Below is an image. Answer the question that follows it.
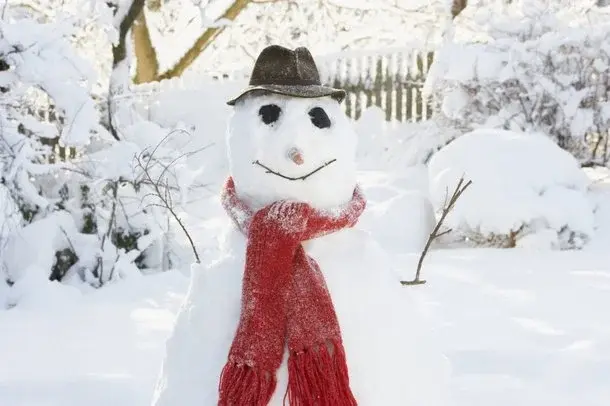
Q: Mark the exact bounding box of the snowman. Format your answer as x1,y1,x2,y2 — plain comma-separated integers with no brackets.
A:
152,45,450,406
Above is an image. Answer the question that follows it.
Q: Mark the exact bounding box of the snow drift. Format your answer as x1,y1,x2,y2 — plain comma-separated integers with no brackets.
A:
428,129,594,249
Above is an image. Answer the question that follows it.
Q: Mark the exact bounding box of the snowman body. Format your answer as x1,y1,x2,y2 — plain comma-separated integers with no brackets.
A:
152,94,449,405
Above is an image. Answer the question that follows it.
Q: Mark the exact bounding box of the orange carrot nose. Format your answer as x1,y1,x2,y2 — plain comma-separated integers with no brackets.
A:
287,147,304,165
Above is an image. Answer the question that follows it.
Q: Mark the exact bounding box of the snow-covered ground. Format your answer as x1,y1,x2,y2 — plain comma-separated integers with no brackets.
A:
1,167,609,406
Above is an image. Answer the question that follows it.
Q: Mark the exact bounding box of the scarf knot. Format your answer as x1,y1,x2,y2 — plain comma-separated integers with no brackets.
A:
218,177,365,405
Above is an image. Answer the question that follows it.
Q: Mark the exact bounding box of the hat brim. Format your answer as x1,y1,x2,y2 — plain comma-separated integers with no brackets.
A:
226,84,346,106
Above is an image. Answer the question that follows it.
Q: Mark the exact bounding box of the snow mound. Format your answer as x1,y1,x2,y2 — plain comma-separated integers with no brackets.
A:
428,129,594,249
357,168,436,255
355,107,458,170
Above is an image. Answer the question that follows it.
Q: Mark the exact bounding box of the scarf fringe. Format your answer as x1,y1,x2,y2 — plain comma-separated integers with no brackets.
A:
218,362,277,406
285,339,357,406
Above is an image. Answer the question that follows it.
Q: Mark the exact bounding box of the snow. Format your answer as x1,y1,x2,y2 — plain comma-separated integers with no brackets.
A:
3,219,610,405
356,168,436,254
354,107,457,171
3,211,78,288
0,271,188,406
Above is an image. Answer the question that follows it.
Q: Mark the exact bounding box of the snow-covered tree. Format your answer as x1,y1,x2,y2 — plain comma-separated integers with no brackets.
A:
426,0,610,166
134,0,451,79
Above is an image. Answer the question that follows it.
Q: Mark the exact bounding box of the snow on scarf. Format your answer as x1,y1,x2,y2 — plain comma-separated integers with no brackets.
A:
219,177,366,405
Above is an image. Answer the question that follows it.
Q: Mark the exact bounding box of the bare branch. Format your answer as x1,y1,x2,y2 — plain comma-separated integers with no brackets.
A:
157,0,250,80
402,176,472,286
134,147,201,264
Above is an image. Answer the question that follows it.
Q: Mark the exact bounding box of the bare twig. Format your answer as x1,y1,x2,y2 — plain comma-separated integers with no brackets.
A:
402,176,472,286
135,151,201,264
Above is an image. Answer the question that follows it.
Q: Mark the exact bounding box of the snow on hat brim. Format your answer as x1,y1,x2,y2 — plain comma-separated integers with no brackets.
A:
226,84,346,106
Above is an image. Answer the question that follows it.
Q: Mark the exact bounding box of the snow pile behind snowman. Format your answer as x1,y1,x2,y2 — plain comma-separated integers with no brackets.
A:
152,85,450,405
428,129,594,249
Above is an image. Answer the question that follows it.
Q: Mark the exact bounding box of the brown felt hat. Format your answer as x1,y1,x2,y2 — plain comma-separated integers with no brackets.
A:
226,45,346,106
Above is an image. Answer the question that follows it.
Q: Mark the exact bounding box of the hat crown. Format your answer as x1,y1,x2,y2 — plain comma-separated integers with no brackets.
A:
226,45,345,106
249,45,322,87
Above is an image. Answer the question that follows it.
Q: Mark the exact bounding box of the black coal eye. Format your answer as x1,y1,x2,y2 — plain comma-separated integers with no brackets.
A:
308,107,331,129
259,104,281,125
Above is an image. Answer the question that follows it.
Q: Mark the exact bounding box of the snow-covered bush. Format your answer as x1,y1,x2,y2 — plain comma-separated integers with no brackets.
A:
46,120,198,287
0,19,99,214
0,10,199,304
428,129,595,250
0,15,103,300
3,121,199,302
427,1,610,166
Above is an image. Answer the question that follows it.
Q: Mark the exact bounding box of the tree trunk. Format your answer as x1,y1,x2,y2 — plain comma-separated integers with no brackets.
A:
108,0,146,141
451,0,467,19
157,0,250,81
133,8,159,84
112,0,146,69
148,0,162,11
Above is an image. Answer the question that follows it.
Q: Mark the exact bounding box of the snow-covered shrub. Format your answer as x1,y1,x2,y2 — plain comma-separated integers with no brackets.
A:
0,17,101,288
0,19,98,215
45,119,200,287
428,129,594,250
3,121,199,297
427,1,610,166
0,12,199,300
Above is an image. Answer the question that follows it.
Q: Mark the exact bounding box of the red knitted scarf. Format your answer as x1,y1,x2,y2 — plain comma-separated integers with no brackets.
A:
219,177,366,406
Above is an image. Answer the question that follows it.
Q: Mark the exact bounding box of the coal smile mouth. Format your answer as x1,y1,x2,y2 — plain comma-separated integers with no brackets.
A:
252,159,337,181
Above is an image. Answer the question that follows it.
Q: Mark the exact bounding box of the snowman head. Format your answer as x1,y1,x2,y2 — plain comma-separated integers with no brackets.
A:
225,45,357,210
